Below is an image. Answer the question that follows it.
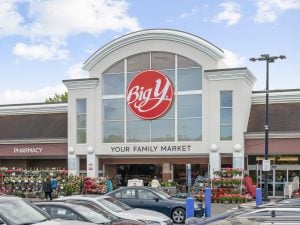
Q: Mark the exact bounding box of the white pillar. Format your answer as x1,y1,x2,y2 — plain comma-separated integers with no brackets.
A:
86,146,98,178
68,147,79,176
233,144,244,170
209,144,220,178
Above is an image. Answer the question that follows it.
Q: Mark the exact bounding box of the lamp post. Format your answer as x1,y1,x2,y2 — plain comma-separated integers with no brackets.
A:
249,54,286,201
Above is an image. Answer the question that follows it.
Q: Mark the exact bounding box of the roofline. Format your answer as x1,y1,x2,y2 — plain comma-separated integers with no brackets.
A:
83,29,225,71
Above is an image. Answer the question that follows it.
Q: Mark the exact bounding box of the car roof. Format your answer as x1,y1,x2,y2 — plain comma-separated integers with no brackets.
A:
0,196,22,201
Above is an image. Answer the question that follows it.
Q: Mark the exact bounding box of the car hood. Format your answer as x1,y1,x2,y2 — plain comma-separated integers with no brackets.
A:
118,208,171,222
36,219,95,225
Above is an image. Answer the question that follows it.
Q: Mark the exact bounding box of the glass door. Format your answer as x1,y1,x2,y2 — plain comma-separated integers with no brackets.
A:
274,169,287,197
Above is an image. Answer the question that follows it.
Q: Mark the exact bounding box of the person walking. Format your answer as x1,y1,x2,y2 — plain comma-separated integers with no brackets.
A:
151,176,161,188
106,176,113,193
43,176,53,200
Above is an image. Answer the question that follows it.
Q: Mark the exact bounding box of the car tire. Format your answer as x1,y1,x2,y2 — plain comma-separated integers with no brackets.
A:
172,207,185,224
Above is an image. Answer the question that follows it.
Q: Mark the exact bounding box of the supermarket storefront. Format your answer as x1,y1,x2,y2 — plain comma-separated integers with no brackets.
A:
64,29,256,183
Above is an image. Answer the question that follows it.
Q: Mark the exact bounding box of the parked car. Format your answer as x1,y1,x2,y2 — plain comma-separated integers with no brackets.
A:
35,201,143,225
56,195,173,225
106,186,204,223
0,196,95,225
215,207,300,225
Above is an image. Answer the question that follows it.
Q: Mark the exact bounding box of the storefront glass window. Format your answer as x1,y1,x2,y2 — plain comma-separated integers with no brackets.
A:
178,68,202,91
103,73,124,95
178,94,202,118
103,99,124,120
151,119,175,142
103,121,124,143
76,98,86,144
178,118,202,141
103,51,203,143
220,91,232,140
151,52,175,70
127,52,150,72
127,120,150,142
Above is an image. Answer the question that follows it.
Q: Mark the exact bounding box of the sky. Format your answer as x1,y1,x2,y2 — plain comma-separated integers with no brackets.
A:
0,0,300,104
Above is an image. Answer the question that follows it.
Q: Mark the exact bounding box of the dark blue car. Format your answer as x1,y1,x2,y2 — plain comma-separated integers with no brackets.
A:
106,186,204,224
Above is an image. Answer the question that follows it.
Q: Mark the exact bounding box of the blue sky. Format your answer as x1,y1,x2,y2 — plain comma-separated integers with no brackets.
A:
0,0,300,104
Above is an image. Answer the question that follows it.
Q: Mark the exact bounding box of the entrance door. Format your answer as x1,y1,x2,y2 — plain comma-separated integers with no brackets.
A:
251,164,300,198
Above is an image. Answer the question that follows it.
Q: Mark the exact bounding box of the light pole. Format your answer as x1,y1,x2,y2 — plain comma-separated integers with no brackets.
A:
249,54,286,201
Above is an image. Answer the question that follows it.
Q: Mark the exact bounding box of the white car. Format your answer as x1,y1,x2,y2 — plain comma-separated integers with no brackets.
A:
57,195,173,225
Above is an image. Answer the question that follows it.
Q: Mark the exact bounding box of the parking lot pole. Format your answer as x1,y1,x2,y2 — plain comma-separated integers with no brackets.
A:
186,196,194,219
205,187,211,217
256,188,262,206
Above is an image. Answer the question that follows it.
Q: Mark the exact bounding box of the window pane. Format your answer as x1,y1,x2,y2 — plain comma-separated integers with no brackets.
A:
127,120,150,142
76,99,86,114
220,125,232,140
151,52,175,70
178,68,202,91
104,60,124,74
103,73,124,95
151,119,175,142
221,108,232,124
127,53,150,72
221,91,232,107
178,94,202,118
178,118,202,141
160,69,175,86
77,114,86,128
77,129,86,143
103,121,124,143
103,99,124,120
178,55,199,68
160,102,175,119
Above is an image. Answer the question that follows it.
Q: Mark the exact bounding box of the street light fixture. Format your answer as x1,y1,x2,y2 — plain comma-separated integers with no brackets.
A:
249,54,286,201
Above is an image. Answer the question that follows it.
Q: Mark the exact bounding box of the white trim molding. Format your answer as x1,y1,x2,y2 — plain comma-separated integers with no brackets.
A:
245,132,300,139
0,138,67,144
83,29,225,71
63,78,99,90
252,90,300,104
205,67,257,86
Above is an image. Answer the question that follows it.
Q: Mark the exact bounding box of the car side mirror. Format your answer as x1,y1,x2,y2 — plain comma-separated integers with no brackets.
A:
153,197,159,202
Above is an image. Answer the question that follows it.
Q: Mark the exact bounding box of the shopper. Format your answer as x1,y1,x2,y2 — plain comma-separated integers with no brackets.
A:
106,176,113,192
151,176,161,188
43,176,53,200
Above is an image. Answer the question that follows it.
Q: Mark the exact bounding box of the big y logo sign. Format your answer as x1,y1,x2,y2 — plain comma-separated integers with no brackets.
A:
127,70,174,120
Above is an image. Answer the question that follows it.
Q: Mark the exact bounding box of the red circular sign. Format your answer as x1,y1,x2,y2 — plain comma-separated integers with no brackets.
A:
127,70,174,120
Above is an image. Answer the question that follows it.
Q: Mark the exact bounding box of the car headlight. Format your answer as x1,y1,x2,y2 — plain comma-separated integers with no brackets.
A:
138,219,161,225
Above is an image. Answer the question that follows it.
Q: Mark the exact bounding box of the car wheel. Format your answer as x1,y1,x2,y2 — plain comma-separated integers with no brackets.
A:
172,207,185,223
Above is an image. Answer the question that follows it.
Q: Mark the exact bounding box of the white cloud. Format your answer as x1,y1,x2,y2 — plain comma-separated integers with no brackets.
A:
66,62,89,79
0,0,25,36
222,49,246,67
212,2,242,26
0,84,67,104
179,7,199,19
0,0,141,60
13,42,68,61
254,0,300,23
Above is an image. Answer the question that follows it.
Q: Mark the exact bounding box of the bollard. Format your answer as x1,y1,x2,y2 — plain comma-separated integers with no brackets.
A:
256,188,262,206
186,196,194,219
205,187,211,217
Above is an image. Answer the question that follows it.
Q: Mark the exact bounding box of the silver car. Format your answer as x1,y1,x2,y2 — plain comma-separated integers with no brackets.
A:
57,195,173,225
0,196,95,225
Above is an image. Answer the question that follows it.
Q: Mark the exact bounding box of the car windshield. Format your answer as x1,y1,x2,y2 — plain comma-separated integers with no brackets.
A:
152,188,171,199
75,204,111,223
97,197,132,212
72,202,120,222
0,199,47,225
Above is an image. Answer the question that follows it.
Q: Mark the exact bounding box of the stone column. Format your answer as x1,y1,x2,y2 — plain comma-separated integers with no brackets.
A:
86,146,98,178
209,144,220,178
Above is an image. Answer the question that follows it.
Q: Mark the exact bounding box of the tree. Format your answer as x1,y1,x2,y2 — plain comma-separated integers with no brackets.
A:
45,91,68,103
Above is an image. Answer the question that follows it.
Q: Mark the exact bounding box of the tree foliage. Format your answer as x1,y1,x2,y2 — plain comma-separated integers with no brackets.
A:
45,91,68,103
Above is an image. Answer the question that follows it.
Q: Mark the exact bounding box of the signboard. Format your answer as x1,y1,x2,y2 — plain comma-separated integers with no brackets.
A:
262,159,271,171
127,70,174,120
